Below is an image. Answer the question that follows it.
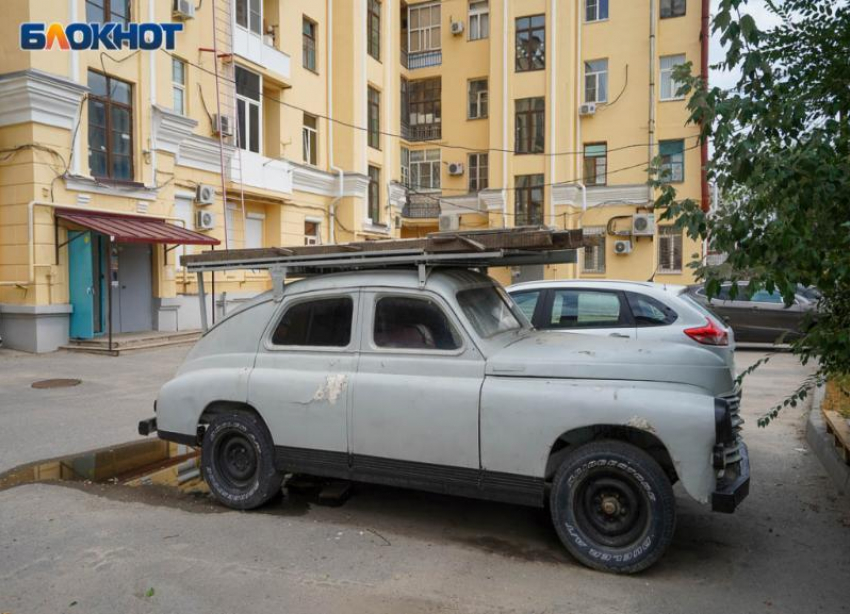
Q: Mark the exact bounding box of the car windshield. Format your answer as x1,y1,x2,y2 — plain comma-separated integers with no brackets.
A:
457,286,523,338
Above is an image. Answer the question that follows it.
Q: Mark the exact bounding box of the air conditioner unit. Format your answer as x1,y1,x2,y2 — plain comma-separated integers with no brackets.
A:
614,240,632,255
196,210,216,231
195,184,215,205
173,0,196,19
304,235,319,246
439,214,460,232
447,162,464,176
212,114,233,137
632,213,656,236
579,103,597,116
450,21,465,35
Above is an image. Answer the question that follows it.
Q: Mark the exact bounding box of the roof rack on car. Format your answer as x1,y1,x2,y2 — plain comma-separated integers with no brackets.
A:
182,227,589,330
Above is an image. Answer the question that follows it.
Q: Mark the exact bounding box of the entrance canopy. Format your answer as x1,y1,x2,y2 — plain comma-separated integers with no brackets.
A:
56,209,219,246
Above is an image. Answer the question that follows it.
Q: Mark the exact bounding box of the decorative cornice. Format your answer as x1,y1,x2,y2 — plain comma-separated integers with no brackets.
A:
291,162,338,197
552,183,650,207
177,133,235,173
64,175,158,201
479,188,507,211
343,173,371,198
238,150,293,194
0,69,87,130
152,105,198,154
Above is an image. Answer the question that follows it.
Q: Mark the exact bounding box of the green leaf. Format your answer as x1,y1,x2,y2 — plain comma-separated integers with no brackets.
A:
145,588,155,598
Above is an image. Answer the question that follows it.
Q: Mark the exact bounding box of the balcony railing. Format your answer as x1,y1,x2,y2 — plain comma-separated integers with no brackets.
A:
402,195,441,218
403,124,442,142
400,48,409,69
407,50,442,69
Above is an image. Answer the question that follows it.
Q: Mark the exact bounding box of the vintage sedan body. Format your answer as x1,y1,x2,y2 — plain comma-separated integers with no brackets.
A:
142,268,749,574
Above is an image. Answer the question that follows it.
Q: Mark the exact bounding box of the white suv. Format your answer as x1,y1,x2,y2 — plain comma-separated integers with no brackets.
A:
507,279,735,371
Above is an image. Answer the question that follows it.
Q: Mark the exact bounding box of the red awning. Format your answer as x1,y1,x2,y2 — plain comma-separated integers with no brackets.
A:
56,209,220,246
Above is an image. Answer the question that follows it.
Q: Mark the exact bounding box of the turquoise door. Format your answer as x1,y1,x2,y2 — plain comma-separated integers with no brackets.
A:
68,231,95,339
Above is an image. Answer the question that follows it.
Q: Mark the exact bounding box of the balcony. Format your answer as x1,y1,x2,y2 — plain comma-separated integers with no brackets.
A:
403,124,442,142
233,149,293,194
233,26,291,80
406,50,442,70
402,195,441,218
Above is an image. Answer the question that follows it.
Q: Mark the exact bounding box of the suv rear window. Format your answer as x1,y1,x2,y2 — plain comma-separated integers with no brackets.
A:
272,297,353,347
626,292,678,327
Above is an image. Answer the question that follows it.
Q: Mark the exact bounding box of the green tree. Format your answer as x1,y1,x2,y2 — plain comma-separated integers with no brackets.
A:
654,0,850,425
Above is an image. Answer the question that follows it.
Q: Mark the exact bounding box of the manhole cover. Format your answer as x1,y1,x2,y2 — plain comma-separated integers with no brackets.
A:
31,378,82,389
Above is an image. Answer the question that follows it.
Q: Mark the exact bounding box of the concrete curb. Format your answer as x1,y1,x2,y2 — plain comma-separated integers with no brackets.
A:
806,384,850,494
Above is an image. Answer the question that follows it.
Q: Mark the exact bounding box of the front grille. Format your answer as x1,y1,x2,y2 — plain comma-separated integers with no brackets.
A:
717,389,745,469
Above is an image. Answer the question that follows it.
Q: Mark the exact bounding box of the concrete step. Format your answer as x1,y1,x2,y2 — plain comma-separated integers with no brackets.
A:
61,331,201,355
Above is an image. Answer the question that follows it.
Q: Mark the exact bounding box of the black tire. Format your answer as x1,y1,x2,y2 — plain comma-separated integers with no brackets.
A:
201,411,282,510
549,440,675,574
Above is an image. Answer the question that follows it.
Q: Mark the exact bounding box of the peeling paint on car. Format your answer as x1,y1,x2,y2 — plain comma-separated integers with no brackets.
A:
626,416,656,433
311,374,348,405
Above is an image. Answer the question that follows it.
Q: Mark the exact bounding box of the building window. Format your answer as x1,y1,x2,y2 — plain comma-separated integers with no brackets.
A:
661,0,686,18
172,58,186,116
235,66,261,154
236,0,261,34
585,59,608,103
303,17,317,71
515,15,545,72
468,78,488,119
582,226,606,274
245,213,264,249
368,86,381,150
305,220,321,245
659,140,685,182
468,153,488,193
515,97,545,154
469,1,490,40
515,174,544,226
410,149,441,191
88,70,133,181
85,0,130,24
409,3,441,53
658,226,683,273
407,78,442,141
303,113,318,165
660,54,686,100
401,146,410,187
583,143,607,186
368,165,382,223
368,0,382,60
585,0,609,22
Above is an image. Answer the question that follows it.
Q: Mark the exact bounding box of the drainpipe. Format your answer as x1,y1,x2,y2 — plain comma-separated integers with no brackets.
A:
648,0,658,280
574,0,586,277
148,0,158,187
0,201,189,287
327,0,342,244
501,0,509,228
700,0,710,212
548,0,557,228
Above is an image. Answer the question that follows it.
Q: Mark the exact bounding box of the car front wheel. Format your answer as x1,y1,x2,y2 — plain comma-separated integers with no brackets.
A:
549,440,676,574
201,411,282,510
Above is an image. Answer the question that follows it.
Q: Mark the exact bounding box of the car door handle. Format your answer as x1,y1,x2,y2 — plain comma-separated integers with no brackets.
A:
609,333,630,339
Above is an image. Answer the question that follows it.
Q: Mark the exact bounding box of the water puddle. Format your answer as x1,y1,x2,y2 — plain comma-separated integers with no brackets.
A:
0,440,207,495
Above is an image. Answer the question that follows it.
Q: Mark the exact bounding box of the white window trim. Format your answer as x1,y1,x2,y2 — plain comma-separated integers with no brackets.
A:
657,227,683,274
409,149,441,192
235,0,263,35
585,59,608,104
304,217,322,245
236,66,263,154
584,0,609,23
468,1,490,41
468,79,488,119
581,226,606,274
408,2,442,54
302,116,318,166
245,212,265,249
660,54,687,101
468,152,488,193
172,58,186,116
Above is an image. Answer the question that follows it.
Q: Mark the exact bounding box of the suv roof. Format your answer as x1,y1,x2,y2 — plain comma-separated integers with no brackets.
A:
508,279,687,295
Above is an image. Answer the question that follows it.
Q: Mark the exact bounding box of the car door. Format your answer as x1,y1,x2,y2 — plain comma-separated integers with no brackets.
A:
538,287,637,339
248,291,359,460
705,283,755,340
350,289,485,471
747,289,808,343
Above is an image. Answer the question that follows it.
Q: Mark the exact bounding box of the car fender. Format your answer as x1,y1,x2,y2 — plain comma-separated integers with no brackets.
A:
480,377,717,504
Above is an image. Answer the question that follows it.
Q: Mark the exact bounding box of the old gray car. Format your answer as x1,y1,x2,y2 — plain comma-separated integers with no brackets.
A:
141,265,749,574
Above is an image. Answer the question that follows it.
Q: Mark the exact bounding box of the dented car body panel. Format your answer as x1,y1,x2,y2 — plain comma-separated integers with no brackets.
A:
153,268,747,511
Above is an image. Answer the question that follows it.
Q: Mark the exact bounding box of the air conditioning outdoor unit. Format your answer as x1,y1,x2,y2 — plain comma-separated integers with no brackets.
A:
447,162,465,176
304,235,319,246
195,184,215,205
439,214,460,232
196,210,216,231
173,0,196,20
579,103,597,116
450,21,465,35
632,213,656,236
614,239,632,255
212,114,233,137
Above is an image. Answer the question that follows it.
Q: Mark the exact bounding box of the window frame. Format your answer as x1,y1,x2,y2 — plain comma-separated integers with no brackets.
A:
302,113,318,166
87,69,134,182
235,65,262,154
85,0,130,24
302,16,318,72
408,3,442,54
409,149,441,192
407,77,442,141
368,0,382,61
581,226,606,274
268,294,357,351
369,292,466,355
304,220,321,245
245,212,265,250
236,0,262,34
514,174,545,226
368,165,382,223
368,86,381,150
468,0,490,41
515,14,546,72
172,57,187,116
584,58,609,104
660,54,687,101
626,292,680,327
514,97,545,155
660,0,686,19
583,143,608,186
659,139,685,183
468,78,489,120
585,0,609,22
657,225,684,274
468,153,489,193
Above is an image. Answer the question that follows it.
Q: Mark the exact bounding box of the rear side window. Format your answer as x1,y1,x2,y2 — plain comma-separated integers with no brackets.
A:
549,290,627,328
626,293,678,327
374,296,461,350
272,297,353,347
511,290,542,321
749,289,783,303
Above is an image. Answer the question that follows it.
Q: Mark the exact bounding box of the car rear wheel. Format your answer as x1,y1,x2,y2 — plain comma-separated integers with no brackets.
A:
549,440,675,574
201,411,282,510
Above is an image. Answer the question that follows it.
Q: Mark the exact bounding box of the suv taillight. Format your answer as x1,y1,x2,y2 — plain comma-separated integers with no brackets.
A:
684,318,729,346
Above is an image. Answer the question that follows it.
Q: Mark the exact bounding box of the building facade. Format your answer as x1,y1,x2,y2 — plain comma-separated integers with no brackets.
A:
0,0,707,352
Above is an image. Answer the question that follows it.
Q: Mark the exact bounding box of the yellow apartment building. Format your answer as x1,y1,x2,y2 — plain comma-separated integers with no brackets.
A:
0,0,708,352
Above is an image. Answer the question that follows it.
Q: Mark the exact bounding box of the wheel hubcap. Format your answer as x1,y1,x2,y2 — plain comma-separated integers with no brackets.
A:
574,471,650,549
214,431,259,489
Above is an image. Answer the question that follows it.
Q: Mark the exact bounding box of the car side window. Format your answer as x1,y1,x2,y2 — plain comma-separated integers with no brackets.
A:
374,296,461,350
749,289,784,303
549,290,627,329
626,293,678,327
272,297,353,347
511,290,542,321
